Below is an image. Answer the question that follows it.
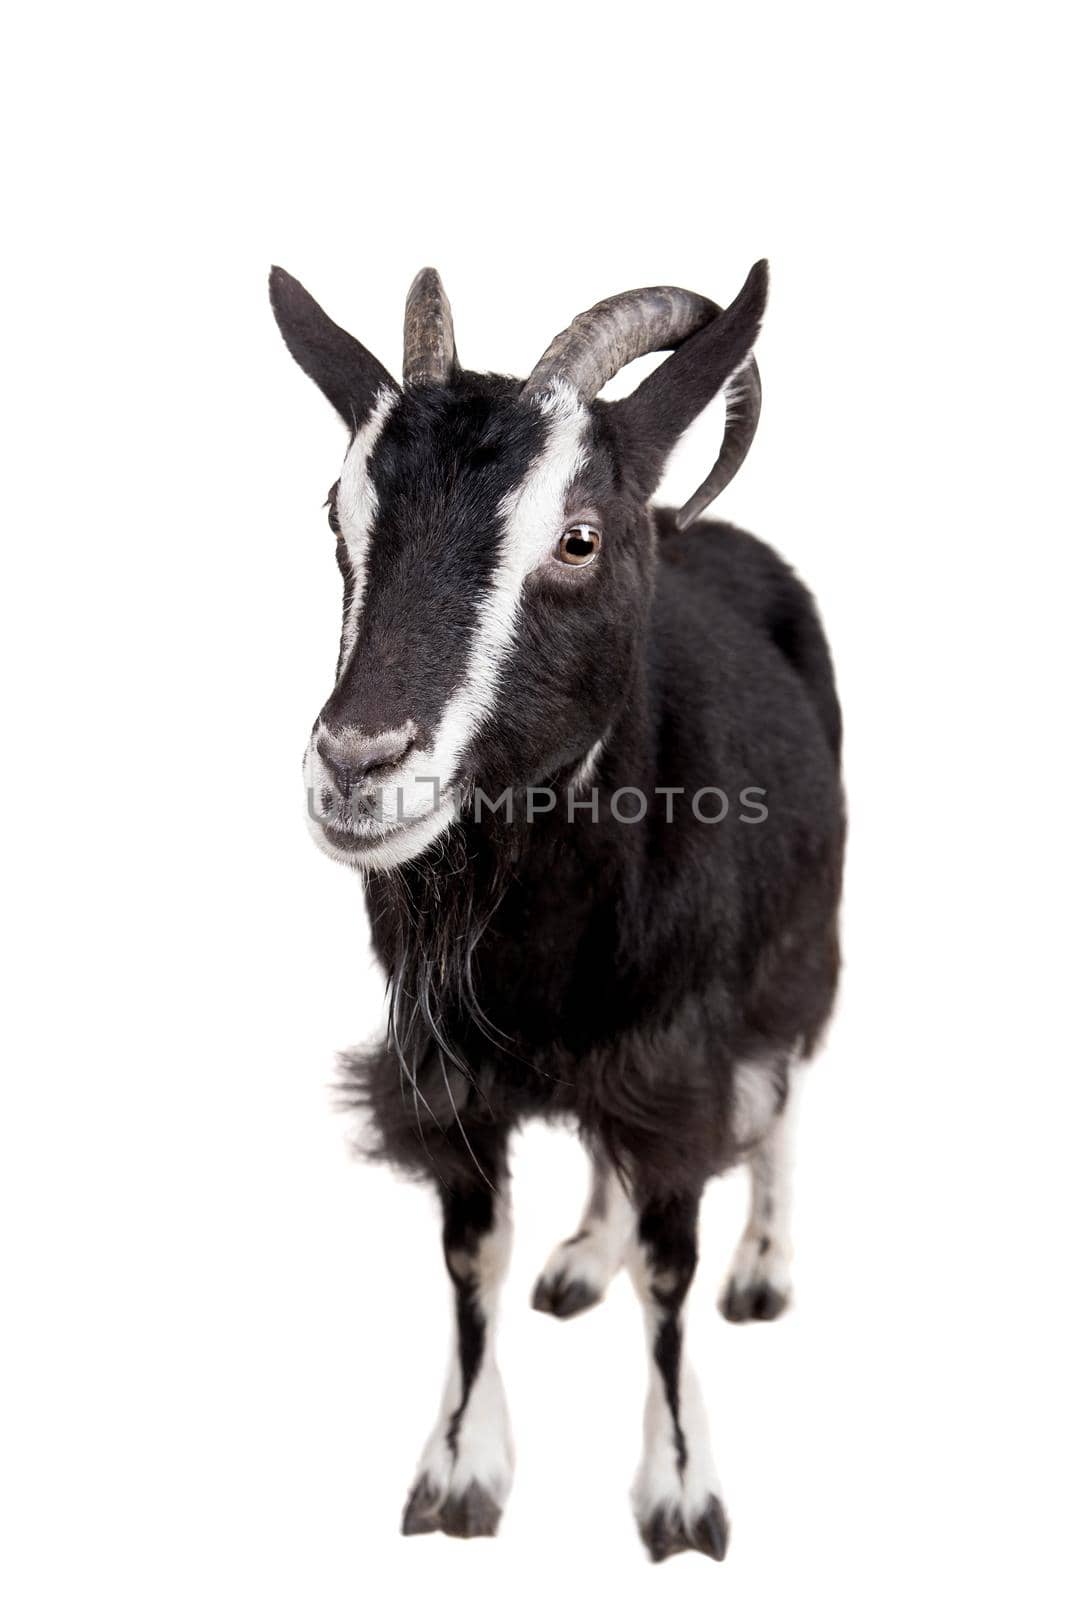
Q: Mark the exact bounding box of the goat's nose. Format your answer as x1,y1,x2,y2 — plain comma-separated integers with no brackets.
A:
315,725,416,793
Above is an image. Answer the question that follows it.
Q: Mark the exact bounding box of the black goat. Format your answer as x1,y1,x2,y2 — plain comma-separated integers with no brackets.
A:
270,262,845,1563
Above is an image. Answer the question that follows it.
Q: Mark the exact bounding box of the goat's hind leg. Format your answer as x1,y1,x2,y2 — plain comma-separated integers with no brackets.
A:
402,1168,514,1539
532,1143,635,1319
720,1065,799,1323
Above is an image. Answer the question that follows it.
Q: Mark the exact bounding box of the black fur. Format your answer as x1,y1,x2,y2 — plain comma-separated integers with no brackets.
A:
335,498,844,1197
269,266,398,429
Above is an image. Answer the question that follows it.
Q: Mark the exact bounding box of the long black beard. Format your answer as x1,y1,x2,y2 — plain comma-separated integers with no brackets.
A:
337,813,528,1188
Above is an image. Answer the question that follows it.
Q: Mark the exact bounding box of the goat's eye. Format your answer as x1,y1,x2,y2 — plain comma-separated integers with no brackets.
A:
557,524,601,566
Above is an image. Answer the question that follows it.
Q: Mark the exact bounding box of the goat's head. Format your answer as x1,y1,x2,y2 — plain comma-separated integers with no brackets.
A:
270,261,768,871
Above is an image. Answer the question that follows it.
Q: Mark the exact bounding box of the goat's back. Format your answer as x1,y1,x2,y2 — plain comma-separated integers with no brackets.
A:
653,510,842,766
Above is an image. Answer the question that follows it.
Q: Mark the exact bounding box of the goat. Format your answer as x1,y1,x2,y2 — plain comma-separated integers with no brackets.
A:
269,261,845,1563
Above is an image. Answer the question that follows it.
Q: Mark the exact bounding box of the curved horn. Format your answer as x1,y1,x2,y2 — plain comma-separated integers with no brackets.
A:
523,286,717,403
403,267,457,387
522,283,762,526
673,359,762,530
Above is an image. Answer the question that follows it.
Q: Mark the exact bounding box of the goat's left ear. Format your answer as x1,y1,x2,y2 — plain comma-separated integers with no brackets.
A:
612,260,769,501
269,266,399,431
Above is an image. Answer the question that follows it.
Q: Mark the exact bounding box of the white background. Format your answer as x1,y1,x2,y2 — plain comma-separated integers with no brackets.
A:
3,4,1064,1596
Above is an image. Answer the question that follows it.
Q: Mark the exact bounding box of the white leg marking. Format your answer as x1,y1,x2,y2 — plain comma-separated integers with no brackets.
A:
629,1235,727,1561
731,1055,783,1147
721,1065,800,1322
532,1152,635,1317
403,1189,514,1537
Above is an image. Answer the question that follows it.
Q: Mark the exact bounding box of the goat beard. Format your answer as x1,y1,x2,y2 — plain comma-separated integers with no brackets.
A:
336,812,527,1184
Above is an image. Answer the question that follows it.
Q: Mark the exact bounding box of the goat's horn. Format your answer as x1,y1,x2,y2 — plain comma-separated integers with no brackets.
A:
523,287,715,402
673,359,762,530
403,267,457,387
522,286,761,524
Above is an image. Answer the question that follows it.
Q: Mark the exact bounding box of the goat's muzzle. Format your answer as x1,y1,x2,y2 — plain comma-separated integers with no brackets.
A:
315,724,417,799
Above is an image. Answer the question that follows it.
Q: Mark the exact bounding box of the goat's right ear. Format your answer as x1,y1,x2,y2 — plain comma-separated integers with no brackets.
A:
269,267,399,430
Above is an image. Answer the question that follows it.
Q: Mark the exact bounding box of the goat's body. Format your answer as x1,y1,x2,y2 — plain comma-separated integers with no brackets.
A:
346,514,844,1194
272,263,844,1558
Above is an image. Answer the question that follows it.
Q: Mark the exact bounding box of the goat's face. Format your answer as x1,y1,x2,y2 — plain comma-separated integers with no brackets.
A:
307,379,653,870
271,264,767,871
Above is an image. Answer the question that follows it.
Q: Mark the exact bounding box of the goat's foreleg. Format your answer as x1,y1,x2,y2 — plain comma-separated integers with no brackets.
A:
532,1144,635,1318
629,1189,728,1562
402,1170,514,1538
720,1072,799,1322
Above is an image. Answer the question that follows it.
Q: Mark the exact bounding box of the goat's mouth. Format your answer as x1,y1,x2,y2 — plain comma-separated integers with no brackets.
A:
308,790,459,872
318,819,406,852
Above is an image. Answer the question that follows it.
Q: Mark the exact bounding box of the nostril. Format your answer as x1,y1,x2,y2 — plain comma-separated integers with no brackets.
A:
315,737,348,790
361,734,416,779
316,726,418,792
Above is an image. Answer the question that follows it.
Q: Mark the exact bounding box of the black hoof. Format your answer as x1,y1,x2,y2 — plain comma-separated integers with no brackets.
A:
531,1271,602,1319
639,1503,688,1562
401,1473,442,1536
637,1496,730,1563
439,1482,502,1538
691,1495,730,1561
721,1278,790,1323
402,1475,502,1539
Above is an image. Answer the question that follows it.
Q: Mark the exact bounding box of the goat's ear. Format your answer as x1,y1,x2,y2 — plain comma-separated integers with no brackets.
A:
269,266,399,430
612,260,769,501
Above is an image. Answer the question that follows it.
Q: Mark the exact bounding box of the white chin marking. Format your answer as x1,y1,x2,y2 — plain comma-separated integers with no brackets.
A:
306,793,458,873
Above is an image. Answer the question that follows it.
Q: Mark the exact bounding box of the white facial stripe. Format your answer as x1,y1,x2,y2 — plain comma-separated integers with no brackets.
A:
335,387,397,672
308,382,588,875
424,381,589,790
